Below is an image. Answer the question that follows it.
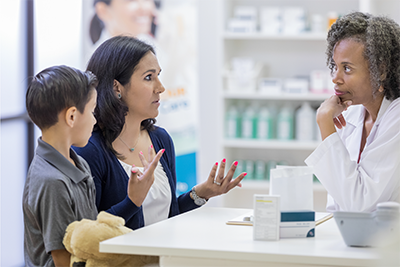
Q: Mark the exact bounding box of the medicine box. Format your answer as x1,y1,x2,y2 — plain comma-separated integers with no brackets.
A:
280,210,315,238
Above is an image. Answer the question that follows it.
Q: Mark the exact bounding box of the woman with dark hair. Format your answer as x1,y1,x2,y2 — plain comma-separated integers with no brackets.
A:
90,0,158,45
305,12,400,212
74,36,246,230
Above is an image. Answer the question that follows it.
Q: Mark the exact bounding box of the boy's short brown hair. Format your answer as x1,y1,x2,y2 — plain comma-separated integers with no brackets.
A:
26,65,98,129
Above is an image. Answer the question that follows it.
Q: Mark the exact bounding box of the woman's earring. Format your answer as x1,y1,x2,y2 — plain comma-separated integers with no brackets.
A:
118,93,121,99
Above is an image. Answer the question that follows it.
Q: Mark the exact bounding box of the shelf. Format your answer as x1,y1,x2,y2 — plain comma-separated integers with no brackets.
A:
223,92,332,101
223,32,327,41
240,180,327,192
224,139,320,150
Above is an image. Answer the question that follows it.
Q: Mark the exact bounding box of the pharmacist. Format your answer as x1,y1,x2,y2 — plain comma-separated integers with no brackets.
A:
305,12,400,212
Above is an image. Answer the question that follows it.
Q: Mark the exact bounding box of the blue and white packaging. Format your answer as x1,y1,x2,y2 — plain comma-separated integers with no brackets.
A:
280,210,315,238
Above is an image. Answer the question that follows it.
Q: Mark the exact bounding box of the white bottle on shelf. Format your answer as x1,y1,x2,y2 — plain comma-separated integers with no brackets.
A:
277,104,294,140
295,102,315,141
241,105,257,139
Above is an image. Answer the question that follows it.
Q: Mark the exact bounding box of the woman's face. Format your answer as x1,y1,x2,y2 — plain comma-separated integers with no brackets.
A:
330,39,376,106
98,0,156,37
121,51,165,120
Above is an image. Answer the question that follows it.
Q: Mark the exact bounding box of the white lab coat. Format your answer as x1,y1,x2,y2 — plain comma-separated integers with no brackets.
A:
305,97,400,212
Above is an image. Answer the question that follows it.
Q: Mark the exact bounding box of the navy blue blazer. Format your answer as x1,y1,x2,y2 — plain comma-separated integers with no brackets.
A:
74,126,198,230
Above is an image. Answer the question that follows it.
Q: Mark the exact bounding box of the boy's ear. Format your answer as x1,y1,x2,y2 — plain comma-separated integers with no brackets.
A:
65,106,78,128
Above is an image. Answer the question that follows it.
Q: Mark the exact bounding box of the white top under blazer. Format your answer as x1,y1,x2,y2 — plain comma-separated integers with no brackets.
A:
119,160,172,226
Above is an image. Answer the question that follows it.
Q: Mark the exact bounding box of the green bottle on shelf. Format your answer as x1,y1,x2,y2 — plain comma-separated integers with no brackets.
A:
241,105,257,139
277,104,294,140
254,160,266,180
244,160,254,179
225,105,240,138
257,106,274,139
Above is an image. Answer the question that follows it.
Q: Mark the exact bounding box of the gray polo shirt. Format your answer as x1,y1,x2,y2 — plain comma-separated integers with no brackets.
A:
23,138,98,267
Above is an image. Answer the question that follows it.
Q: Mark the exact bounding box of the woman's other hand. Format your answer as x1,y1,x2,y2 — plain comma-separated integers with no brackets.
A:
194,159,247,200
316,95,352,140
127,147,165,207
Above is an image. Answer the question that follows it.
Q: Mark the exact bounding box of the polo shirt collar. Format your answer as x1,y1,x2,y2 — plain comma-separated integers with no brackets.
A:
36,138,89,184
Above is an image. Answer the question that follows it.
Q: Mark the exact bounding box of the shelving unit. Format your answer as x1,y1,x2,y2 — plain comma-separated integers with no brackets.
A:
220,0,341,174
223,32,327,40
197,0,400,211
217,0,370,211
224,92,331,101
224,139,319,150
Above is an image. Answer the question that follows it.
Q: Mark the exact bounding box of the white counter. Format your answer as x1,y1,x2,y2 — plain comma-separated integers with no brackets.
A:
100,207,399,267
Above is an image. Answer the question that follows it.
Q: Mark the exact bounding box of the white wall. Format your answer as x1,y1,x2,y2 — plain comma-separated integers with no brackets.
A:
0,0,27,265
0,1,83,265
197,0,225,206
34,0,84,71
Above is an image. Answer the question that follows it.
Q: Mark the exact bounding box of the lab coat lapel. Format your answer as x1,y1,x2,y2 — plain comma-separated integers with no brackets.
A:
342,105,365,162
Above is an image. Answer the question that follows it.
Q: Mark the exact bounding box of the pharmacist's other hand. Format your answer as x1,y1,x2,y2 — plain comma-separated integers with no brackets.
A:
127,148,165,207
194,159,247,200
317,95,351,129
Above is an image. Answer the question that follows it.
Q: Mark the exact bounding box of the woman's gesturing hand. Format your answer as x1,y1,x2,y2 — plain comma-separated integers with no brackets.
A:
194,159,247,200
127,147,165,207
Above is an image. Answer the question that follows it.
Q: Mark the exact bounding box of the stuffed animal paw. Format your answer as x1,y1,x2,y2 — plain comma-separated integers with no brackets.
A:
63,211,159,267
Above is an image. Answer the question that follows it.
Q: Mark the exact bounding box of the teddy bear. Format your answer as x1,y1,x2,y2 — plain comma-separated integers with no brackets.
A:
63,211,159,267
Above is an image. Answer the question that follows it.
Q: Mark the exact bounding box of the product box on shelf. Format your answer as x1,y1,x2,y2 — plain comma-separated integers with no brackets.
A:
260,7,281,34
310,70,335,94
224,58,262,93
258,78,282,95
228,5,258,33
283,78,309,94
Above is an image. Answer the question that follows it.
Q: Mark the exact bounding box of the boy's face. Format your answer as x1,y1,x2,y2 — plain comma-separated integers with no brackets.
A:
72,89,97,147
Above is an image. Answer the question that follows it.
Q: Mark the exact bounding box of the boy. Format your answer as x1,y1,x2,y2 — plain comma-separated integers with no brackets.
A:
23,65,99,266
23,65,163,266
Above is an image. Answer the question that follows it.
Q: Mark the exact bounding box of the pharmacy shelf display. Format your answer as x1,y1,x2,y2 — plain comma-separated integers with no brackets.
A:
193,0,400,211
219,0,360,183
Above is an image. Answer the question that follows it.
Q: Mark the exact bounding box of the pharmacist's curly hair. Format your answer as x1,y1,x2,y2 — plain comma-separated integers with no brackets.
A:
326,11,400,100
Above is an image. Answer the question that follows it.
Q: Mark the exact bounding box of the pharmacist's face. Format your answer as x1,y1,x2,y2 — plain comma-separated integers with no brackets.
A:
330,39,375,106
97,0,156,37
121,52,165,120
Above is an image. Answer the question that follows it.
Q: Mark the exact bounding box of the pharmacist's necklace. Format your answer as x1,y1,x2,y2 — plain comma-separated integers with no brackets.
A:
119,134,140,152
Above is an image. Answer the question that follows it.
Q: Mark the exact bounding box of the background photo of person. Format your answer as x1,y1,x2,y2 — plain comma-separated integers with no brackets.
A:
82,0,200,196
88,0,159,51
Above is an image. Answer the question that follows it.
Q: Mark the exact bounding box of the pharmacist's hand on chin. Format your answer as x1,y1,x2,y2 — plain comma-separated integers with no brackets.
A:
195,159,247,200
317,95,352,129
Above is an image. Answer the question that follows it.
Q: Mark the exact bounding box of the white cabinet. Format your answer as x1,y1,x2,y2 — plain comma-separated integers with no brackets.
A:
197,0,400,211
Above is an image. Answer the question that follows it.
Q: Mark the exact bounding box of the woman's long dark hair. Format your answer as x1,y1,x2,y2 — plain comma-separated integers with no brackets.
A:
87,35,156,157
